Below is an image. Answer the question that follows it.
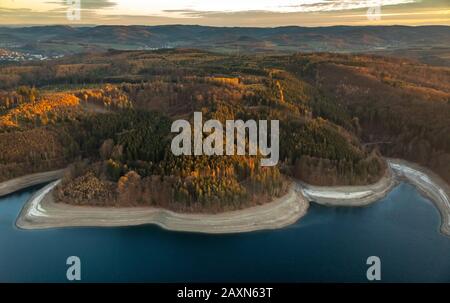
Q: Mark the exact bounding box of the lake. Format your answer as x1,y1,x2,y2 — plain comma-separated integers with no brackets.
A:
0,182,449,282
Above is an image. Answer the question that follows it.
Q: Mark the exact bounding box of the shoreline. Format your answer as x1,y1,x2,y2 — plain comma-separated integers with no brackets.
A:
388,158,450,236
16,182,309,234
7,159,450,236
299,166,397,207
0,170,65,198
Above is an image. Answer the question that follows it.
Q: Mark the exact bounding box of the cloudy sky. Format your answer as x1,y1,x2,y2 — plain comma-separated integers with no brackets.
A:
0,0,448,26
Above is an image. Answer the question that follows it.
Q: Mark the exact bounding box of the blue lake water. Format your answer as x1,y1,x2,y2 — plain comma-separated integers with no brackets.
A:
0,182,449,282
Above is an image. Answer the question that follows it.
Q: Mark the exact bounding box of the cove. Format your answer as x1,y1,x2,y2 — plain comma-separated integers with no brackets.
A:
0,182,449,282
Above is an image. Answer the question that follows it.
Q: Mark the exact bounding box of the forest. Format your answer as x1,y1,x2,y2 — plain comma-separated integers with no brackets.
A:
1,49,447,211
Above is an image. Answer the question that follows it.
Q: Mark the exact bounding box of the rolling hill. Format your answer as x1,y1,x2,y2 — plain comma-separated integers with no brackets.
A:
0,25,449,65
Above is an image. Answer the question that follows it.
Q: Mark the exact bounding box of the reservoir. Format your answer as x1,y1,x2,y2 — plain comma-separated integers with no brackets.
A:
0,182,449,282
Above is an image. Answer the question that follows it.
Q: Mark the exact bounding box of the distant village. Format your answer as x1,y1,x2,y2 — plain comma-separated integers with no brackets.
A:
0,49,63,62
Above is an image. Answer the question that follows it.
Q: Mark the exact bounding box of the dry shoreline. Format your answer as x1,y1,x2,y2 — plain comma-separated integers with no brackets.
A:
0,170,65,198
16,182,309,234
5,159,450,236
388,158,450,236
299,166,397,207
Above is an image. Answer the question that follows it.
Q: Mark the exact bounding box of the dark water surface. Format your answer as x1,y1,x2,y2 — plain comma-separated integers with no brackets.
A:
0,183,449,282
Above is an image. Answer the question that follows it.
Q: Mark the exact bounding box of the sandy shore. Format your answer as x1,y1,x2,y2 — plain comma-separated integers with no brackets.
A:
0,170,65,198
299,167,397,207
16,182,309,234
388,158,450,236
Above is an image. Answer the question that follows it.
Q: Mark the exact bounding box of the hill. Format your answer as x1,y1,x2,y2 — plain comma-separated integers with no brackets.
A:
0,49,448,209
0,25,449,65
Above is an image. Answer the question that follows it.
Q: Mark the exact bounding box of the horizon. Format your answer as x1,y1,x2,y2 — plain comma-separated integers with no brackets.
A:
1,23,449,29
0,0,449,27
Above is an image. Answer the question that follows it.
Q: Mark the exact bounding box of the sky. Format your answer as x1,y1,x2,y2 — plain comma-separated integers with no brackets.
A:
0,0,448,26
